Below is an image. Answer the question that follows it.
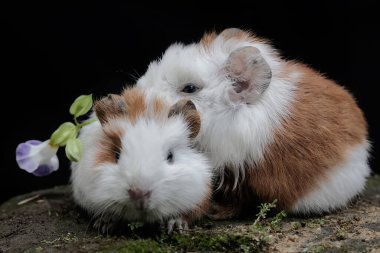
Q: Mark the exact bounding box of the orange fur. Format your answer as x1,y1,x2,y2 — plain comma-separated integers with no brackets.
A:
121,88,147,123
168,99,201,139
93,94,126,125
96,124,123,164
153,97,165,114
199,31,217,50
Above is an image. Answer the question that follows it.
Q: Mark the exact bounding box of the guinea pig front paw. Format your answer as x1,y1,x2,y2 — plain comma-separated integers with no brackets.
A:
93,217,119,235
166,218,189,234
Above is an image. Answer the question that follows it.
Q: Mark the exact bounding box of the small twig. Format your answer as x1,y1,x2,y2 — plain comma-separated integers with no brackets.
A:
0,230,17,239
17,194,40,205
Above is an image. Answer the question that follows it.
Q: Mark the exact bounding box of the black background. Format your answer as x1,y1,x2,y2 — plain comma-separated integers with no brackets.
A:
2,2,379,203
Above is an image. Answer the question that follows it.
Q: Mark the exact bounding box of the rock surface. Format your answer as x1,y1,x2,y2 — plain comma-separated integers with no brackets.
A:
1,175,379,253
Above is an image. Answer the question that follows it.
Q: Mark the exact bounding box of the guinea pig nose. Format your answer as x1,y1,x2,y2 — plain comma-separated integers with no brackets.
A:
128,188,151,200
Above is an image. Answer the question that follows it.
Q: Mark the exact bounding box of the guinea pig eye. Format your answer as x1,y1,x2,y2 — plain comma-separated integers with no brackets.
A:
114,147,121,162
166,151,174,164
181,83,200,94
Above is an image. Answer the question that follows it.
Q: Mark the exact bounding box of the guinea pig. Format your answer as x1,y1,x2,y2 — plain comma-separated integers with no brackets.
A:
136,28,371,217
70,87,212,233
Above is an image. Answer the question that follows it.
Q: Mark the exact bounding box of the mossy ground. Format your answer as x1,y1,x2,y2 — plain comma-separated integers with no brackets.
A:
1,175,379,253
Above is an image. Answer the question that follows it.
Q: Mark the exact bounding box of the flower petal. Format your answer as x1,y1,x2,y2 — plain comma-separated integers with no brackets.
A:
32,164,52,176
16,156,39,173
16,142,40,172
16,140,41,159
25,140,43,146
49,155,59,172
32,164,55,177
16,140,59,175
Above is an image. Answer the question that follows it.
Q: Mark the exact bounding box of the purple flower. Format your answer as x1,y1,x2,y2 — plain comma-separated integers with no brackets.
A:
16,140,59,176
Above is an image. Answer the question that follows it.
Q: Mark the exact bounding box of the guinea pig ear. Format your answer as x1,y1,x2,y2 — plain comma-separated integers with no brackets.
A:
168,99,201,139
93,94,126,125
219,28,248,40
225,46,272,104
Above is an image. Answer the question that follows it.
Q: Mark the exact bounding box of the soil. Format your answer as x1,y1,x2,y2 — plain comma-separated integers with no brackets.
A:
1,175,379,253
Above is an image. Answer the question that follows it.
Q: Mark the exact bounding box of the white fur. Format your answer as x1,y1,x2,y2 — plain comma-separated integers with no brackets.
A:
71,109,212,223
137,36,296,183
292,141,371,214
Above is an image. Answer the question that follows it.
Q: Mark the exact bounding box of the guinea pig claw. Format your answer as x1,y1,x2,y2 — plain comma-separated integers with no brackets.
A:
93,217,118,235
167,218,188,234
167,219,175,234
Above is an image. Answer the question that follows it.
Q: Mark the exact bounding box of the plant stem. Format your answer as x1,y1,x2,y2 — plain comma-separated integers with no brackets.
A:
74,117,79,126
77,118,98,128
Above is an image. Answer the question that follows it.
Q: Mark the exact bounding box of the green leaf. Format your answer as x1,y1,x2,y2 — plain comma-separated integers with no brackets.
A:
65,138,83,162
49,122,77,146
69,94,93,118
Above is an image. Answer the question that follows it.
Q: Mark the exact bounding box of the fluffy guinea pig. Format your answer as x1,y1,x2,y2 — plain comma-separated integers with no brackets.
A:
136,28,371,217
70,87,212,233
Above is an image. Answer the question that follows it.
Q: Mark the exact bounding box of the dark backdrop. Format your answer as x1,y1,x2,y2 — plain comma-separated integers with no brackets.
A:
2,2,379,203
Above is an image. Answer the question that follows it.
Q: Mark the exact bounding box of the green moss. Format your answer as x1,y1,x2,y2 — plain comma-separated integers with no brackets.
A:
23,246,44,253
306,218,325,229
333,225,348,241
98,239,170,253
95,200,283,252
40,232,79,247
302,244,328,253
95,228,268,253
270,210,287,229
162,232,267,253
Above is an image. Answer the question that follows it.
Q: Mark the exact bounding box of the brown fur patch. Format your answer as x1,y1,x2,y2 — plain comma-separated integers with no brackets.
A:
94,88,148,125
96,124,123,164
200,31,217,50
94,94,126,125
153,97,165,114
250,62,367,210
169,99,201,139
216,62,367,213
121,88,147,123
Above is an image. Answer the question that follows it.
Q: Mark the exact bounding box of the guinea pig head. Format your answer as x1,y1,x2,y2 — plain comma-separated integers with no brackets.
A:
91,91,210,223
137,28,273,112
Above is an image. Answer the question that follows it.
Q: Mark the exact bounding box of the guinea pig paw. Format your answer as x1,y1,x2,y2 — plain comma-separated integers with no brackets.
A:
93,218,117,235
167,218,189,234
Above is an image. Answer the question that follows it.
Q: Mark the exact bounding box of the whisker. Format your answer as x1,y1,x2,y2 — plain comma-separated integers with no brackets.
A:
129,69,141,82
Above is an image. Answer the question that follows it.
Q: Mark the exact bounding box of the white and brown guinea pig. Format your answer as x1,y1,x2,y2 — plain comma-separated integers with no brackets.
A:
136,28,371,217
70,87,212,233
